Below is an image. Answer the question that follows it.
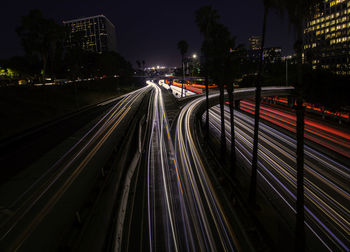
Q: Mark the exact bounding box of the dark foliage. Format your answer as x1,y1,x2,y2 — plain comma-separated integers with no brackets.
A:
2,9,133,84
303,68,350,110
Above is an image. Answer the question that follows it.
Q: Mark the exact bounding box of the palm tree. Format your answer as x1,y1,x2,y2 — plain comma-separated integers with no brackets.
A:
142,60,145,72
136,60,141,71
249,0,283,205
47,21,65,80
226,44,244,176
226,62,236,174
201,22,233,163
195,6,220,138
284,1,323,250
17,9,65,83
177,40,188,97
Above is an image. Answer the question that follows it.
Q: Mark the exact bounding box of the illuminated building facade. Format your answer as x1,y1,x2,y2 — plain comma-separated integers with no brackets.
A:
63,15,117,53
249,36,262,51
304,0,350,75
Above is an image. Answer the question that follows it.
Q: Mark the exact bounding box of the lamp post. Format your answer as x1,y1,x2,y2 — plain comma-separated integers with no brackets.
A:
192,53,197,77
286,58,288,86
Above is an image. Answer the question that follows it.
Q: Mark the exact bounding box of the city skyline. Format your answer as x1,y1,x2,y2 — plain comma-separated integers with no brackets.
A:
0,0,295,67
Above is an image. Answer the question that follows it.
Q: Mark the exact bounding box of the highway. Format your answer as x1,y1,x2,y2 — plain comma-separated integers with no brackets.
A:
240,100,350,159
1,81,347,251
207,104,350,251
146,81,186,251
146,81,249,251
146,81,239,251
0,86,152,251
2,81,238,251
158,79,196,97
141,85,295,251
175,94,241,251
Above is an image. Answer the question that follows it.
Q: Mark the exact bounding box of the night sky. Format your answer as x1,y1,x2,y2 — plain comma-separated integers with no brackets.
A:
1,0,296,67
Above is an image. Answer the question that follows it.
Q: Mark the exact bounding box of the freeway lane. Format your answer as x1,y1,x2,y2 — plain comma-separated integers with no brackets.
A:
170,87,294,252
114,81,188,251
146,82,247,251
0,86,152,251
175,98,239,251
158,79,196,98
146,81,187,251
121,81,222,251
207,104,350,251
240,100,350,159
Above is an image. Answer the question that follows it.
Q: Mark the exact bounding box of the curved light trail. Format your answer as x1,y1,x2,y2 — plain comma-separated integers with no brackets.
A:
0,86,152,251
240,100,350,158
175,93,244,252
207,104,350,251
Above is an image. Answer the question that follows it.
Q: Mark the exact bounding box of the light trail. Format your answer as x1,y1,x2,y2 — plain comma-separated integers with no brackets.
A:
207,104,350,251
0,86,151,250
157,79,196,97
170,87,294,251
240,100,350,158
175,95,239,252
146,82,257,251
146,81,189,251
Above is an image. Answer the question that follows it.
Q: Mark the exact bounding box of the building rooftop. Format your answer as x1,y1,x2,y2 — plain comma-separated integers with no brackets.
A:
63,14,115,28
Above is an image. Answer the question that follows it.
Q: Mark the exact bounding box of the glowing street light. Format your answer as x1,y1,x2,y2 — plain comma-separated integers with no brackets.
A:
192,54,197,59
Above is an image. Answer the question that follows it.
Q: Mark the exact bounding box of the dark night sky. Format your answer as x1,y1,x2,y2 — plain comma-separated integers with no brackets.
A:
1,0,296,67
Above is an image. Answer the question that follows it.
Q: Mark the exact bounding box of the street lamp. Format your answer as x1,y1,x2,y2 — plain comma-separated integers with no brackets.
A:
286,58,288,86
191,54,198,77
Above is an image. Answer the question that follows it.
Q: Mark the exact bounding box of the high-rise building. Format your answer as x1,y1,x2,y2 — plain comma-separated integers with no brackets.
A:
249,36,262,51
63,15,117,53
304,0,350,75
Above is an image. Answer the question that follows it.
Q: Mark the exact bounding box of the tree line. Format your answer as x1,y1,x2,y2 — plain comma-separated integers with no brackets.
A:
0,9,133,84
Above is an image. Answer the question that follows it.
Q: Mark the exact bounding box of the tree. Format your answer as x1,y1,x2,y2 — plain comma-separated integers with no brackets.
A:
200,20,238,164
47,23,65,80
1,55,42,81
177,40,188,97
284,1,324,250
249,0,283,206
16,9,65,82
142,60,146,72
98,51,133,78
136,60,141,71
195,6,220,141
226,45,245,175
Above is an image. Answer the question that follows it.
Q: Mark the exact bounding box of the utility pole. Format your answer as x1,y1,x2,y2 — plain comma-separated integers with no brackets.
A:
286,58,288,86
182,61,185,97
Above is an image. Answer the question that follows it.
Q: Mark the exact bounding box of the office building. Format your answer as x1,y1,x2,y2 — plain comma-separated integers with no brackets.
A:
249,36,262,51
304,0,350,75
63,15,117,53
